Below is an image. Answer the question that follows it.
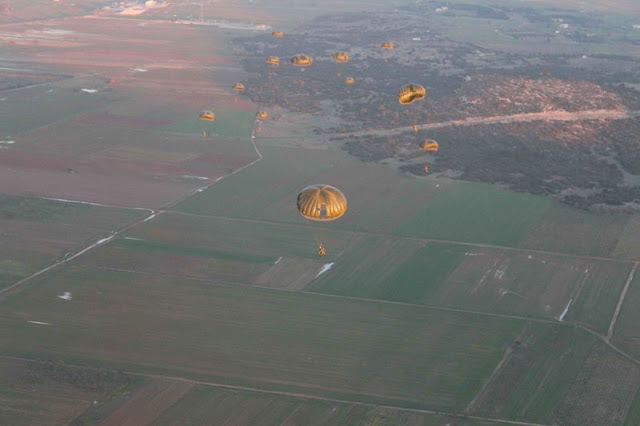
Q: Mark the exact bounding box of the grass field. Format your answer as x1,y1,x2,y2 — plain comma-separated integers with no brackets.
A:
159,109,257,139
395,182,551,246
0,265,524,411
611,271,640,359
0,194,145,290
467,324,640,425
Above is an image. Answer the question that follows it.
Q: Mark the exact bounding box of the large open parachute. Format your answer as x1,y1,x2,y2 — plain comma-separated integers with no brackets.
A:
297,185,347,221
272,31,283,37
420,139,439,151
199,111,215,121
333,52,349,62
266,56,280,65
233,83,245,91
344,77,355,84
256,111,268,119
290,54,313,66
381,42,394,49
398,84,426,104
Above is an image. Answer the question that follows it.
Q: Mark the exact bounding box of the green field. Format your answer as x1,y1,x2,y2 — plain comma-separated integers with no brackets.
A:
0,265,524,411
0,194,145,290
611,270,640,359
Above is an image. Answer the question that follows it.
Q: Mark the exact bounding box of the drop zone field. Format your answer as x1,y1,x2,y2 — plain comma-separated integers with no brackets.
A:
1,0,640,425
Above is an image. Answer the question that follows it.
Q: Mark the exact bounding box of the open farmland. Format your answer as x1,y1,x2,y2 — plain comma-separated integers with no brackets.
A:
0,194,144,290
0,265,524,411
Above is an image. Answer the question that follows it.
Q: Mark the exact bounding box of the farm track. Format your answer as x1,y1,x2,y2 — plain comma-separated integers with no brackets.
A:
0,354,549,426
346,109,640,138
607,261,638,341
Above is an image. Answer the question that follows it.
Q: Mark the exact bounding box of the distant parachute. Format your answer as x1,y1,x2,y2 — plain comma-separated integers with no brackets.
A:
424,165,429,173
233,83,245,91
333,52,349,62
199,111,215,121
290,54,313,66
266,56,280,65
420,139,439,151
272,31,283,37
256,111,268,119
344,77,355,84
398,84,425,104
381,42,394,49
297,185,347,221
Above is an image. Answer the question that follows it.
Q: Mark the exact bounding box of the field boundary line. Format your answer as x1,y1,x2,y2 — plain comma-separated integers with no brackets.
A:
607,261,638,341
163,211,637,265
0,355,549,426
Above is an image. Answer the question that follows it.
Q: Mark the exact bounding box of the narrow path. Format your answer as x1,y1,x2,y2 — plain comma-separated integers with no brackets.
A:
0,355,549,426
607,261,638,341
347,109,639,138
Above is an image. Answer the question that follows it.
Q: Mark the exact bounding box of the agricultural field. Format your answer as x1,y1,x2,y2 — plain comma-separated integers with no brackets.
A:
0,194,144,291
610,271,640,359
0,265,524,411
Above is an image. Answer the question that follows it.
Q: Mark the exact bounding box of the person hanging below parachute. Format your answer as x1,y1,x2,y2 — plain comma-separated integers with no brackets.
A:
296,184,347,255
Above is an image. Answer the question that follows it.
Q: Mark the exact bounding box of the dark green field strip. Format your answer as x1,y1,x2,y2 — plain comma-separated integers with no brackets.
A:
111,238,276,264
309,239,468,304
395,182,551,247
0,266,523,412
626,389,640,426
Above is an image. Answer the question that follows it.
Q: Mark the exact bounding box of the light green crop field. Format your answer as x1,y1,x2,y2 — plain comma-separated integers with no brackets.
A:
0,266,523,411
395,182,551,247
160,109,256,139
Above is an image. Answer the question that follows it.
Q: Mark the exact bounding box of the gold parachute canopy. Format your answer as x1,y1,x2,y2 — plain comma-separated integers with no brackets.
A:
381,42,394,49
272,31,283,37
420,139,439,151
290,54,313,66
398,84,426,104
297,184,347,221
199,111,215,121
233,83,245,91
256,111,268,119
333,52,349,62
266,56,280,65
344,77,354,84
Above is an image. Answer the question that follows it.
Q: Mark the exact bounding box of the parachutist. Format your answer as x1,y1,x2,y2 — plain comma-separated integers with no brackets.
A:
318,245,326,256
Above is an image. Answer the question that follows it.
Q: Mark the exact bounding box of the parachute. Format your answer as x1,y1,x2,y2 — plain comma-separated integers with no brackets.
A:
398,84,426,104
420,140,439,151
233,83,245,91
290,54,313,66
199,111,215,121
424,165,429,173
265,56,280,65
333,52,349,62
256,111,268,119
297,185,347,221
381,42,394,49
272,31,283,37
345,77,355,84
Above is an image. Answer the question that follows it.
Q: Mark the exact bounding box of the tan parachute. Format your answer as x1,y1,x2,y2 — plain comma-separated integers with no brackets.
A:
297,185,347,221
381,42,394,49
333,52,349,62
266,56,280,65
290,54,313,66
420,140,439,151
344,77,355,84
256,111,268,119
199,111,215,121
272,31,283,37
398,84,426,104
233,83,245,91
